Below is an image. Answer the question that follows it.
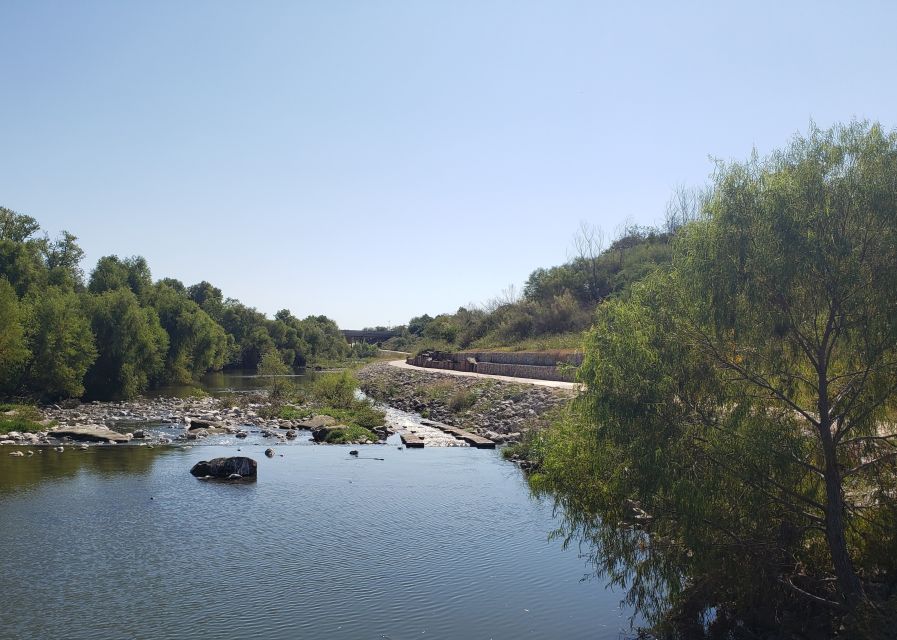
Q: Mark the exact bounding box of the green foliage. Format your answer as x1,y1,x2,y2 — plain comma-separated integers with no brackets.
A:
394,227,674,353
316,403,386,431
0,207,40,242
88,255,153,301
312,371,358,409
257,349,293,399
276,405,309,421
83,288,168,399
150,282,229,383
422,314,460,343
187,280,223,311
534,121,897,634
0,206,353,401
295,314,349,362
471,331,582,352
43,231,85,290
348,341,379,358
0,403,45,434
0,278,29,392
22,287,97,399
211,304,348,370
321,424,378,444
407,314,433,336
0,237,48,297
523,231,673,307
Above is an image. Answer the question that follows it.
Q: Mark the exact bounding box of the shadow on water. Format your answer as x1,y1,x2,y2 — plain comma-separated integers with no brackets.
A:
525,475,858,639
0,445,173,495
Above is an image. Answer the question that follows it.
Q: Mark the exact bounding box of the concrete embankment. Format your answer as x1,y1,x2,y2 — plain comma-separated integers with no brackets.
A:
405,350,582,382
358,362,575,444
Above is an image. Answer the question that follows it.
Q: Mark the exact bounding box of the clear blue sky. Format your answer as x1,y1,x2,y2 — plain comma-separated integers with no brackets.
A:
2,1,895,328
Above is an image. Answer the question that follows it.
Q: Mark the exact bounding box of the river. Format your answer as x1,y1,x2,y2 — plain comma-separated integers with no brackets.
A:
0,372,636,639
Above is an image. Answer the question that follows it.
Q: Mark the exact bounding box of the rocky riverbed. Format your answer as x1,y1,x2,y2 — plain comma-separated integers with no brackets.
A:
1,396,372,448
357,362,575,444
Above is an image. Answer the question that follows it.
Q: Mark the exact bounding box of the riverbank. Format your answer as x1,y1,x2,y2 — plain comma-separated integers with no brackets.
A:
357,362,575,444
0,394,376,448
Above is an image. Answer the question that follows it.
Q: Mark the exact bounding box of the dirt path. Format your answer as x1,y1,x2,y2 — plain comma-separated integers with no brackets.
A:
386,359,581,390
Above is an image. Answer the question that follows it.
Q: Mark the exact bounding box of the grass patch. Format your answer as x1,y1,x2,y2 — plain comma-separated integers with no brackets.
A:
447,388,477,412
316,402,385,430
0,404,46,434
422,379,456,402
469,331,584,352
323,424,378,444
277,405,310,421
258,402,313,420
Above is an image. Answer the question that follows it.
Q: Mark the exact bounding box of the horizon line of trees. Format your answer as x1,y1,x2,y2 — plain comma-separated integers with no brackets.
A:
0,208,351,401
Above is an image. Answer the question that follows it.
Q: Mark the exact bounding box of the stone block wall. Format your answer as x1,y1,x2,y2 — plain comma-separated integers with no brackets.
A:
406,350,580,382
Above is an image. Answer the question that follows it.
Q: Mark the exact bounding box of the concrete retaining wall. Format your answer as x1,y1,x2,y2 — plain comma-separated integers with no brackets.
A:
406,350,580,382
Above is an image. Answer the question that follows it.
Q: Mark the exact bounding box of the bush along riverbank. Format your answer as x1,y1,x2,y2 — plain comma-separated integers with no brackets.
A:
356,362,574,444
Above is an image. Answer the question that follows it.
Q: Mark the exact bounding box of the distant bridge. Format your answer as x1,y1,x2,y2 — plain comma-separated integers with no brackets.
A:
341,329,401,345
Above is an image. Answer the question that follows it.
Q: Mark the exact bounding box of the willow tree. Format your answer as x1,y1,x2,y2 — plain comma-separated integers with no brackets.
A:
559,122,897,625
683,121,897,603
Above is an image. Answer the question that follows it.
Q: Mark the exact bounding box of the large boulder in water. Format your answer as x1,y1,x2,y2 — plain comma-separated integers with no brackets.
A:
190,456,257,479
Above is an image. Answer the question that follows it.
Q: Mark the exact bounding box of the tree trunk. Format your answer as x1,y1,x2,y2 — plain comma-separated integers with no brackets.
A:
819,428,865,605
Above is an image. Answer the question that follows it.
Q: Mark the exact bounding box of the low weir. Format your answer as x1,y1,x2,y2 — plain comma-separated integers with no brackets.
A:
399,419,496,449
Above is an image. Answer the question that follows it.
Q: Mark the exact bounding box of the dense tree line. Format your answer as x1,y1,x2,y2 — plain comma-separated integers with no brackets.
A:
528,121,897,635
0,209,349,400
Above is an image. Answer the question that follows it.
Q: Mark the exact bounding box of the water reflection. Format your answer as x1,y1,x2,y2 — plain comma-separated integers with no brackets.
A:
0,445,637,639
533,481,664,635
149,368,315,397
0,445,171,495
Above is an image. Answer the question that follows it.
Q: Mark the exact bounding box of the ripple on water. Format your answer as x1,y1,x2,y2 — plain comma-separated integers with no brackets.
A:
0,443,637,640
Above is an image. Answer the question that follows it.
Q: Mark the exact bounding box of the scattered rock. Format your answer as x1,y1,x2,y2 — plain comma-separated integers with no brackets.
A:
265,448,275,458
38,396,303,444
188,418,222,431
349,450,359,456
50,425,131,443
9,451,24,457
357,362,573,442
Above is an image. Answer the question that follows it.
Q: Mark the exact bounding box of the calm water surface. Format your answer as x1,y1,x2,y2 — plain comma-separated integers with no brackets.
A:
0,398,636,639
150,368,313,397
